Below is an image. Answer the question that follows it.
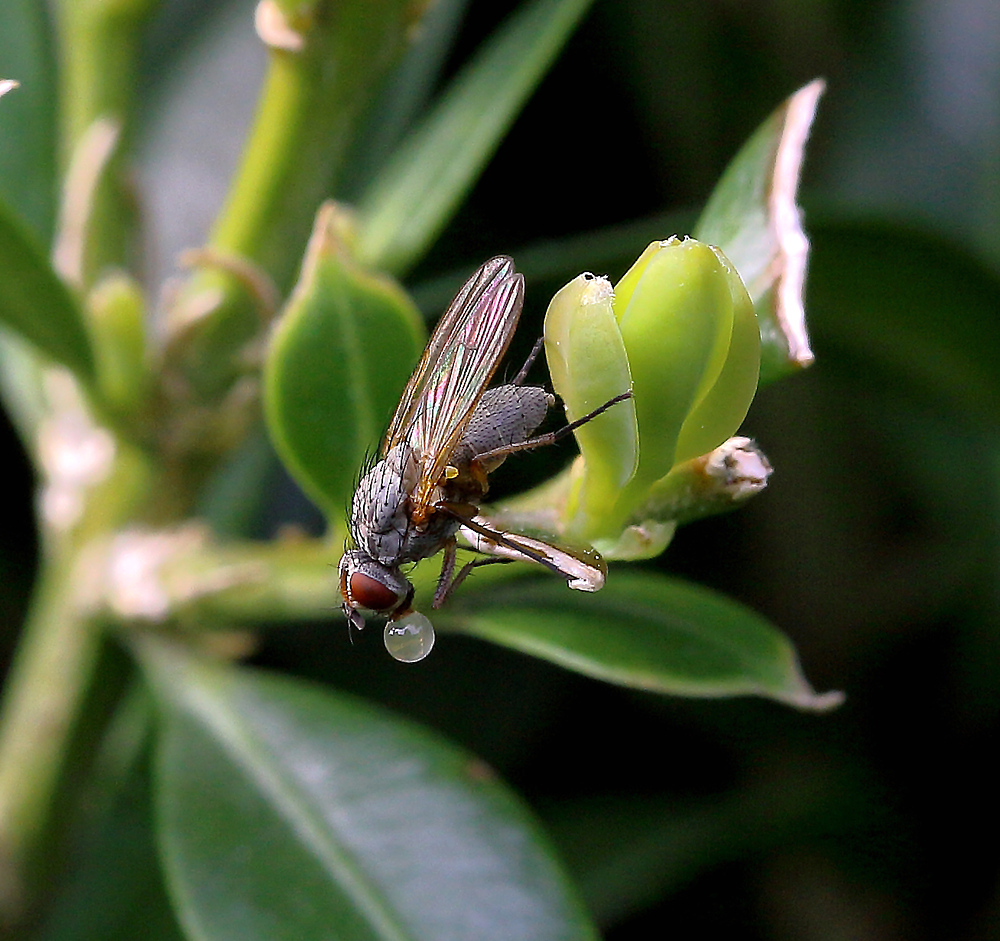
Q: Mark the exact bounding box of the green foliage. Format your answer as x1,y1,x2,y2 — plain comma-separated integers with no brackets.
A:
8,1,982,939
0,2,57,242
144,640,597,941
354,0,597,275
0,200,95,379
444,572,840,709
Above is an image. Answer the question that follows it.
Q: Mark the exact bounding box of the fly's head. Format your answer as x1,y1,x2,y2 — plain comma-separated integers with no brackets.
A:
338,549,436,663
338,549,413,630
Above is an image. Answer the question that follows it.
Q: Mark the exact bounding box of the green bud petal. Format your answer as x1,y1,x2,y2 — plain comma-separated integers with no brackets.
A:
615,238,736,491
543,273,637,528
611,239,663,316
87,271,150,419
673,247,760,464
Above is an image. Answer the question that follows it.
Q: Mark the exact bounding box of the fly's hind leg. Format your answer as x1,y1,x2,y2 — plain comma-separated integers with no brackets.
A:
432,536,511,609
472,390,633,464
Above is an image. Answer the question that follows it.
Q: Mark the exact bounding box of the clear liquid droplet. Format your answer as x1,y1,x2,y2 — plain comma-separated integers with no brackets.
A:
384,612,435,662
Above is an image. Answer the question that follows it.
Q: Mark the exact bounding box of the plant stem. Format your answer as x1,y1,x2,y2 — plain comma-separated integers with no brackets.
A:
0,558,107,929
53,0,158,285
0,421,152,928
167,0,416,404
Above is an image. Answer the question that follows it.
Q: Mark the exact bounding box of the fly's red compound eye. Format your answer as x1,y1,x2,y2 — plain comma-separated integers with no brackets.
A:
350,571,402,612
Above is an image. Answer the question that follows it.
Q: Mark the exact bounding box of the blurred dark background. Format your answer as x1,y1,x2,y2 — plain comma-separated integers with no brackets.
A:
3,0,1000,938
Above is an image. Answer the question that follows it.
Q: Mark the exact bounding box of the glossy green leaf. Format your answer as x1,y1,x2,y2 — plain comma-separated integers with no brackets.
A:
0,199,95,379
142,642,598,941
447,571,842,710
0,0,57,243
694,80,824,385
264,206,425,518
807,220,1000,430
355,0,596,275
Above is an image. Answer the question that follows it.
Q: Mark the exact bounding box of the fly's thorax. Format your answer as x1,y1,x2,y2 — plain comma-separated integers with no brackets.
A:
455,384,554,471
351,444,419,563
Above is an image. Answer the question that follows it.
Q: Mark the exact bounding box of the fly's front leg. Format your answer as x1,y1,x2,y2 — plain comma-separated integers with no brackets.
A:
431,532,513,609
511,336,545,385
433,555,512,609
433,537,459,609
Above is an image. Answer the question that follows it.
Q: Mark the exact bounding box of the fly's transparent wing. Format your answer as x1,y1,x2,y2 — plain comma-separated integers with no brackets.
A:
384,256,524,489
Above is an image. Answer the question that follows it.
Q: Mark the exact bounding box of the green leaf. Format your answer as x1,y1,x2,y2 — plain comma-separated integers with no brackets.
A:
142,641,598,941
447,571,842,710
0,199,95,379
0,0,57,243
807,220,1000,431
694,80,824,385
264,205,425,518
355,0,596,275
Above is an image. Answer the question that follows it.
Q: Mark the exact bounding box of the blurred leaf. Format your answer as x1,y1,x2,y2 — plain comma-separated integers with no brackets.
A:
808,220,1000,431
264,205,425,518
86,270,150,420
355,0,596,275
408,211,693,316
447,571,842,710
341,0,470,199
0,0,57,243
143,641,598,941
695,80,824,384
33,759,185,941
0,200,95,380
547,761,843,927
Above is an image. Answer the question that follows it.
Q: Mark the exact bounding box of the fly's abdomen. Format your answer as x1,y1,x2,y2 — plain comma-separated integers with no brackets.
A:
458,385,553,468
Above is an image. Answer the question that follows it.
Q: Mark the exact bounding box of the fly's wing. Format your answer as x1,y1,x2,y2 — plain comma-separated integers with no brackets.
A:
383,256,524,484
458,516,607,591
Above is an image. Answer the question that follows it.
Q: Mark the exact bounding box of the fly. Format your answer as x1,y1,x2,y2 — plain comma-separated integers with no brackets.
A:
339,255,631,662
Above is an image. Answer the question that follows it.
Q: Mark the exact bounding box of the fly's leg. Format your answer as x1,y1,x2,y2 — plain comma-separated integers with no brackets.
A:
432,538,459,608
472,390,633,464
432,536,511,609
433,555,512,609
511,336,545,385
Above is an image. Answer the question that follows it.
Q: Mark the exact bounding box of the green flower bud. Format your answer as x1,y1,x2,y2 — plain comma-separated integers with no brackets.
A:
86,271,150,420
672,246,760,464
614,237,757,490
543,237,760,547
